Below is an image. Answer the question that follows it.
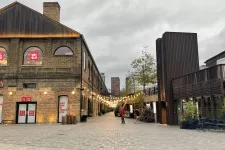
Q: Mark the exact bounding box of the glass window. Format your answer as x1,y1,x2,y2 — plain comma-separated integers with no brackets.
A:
23,83,36,88
54,47,73,56
23,47,43,65
0,47,7,66
84,52,86,70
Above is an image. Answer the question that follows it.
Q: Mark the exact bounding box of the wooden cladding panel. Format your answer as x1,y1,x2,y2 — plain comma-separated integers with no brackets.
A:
0,3,80,38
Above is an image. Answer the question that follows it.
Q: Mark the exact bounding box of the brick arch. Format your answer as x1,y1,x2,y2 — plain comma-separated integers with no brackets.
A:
23,46,43,65
0,46,8,66
54,46,74,56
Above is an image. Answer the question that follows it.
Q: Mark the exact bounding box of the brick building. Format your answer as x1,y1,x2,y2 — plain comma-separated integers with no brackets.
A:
111,77,120,96
0,2,107,124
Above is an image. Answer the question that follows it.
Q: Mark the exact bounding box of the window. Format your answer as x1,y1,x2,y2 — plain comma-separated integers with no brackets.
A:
0,80,3,88
23,83,36,88
54,47,73,56
23,47,43,65
0,47,7,66
84,52,86,71
88,60,90,80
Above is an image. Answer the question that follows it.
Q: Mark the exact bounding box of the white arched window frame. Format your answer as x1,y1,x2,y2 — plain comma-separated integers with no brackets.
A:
54,47,73,56
0,47,8,66
23,47,43,65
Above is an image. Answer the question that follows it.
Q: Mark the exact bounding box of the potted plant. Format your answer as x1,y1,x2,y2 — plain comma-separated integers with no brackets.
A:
180,115,188,129
180,101,198,129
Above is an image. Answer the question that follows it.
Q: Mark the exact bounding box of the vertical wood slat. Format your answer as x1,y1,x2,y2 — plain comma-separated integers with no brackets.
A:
156,32,199,125
0,3,79,38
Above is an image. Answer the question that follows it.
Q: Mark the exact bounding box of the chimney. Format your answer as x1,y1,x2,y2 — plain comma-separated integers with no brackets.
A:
43,2,60,22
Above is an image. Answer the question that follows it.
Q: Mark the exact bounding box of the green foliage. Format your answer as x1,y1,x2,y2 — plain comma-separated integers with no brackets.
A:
221,99,225,117
130,49,157,90
182,101,198,120
126,75,137,93
131,92,144,109
120,88,128,96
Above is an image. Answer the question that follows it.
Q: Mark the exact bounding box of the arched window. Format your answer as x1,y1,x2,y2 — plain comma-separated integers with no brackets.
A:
54,47,73,56
23,47,43,65
0,47,7,66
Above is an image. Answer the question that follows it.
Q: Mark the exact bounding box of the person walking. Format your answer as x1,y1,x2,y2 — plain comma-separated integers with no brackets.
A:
134,109,140,123
120,107,125,124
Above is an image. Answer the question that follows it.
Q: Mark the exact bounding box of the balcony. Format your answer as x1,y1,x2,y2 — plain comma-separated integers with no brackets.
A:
172,64,225,99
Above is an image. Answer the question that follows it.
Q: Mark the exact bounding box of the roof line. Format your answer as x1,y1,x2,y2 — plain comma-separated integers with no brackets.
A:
204,50,225,63
0,1,81,36
81,35,108,91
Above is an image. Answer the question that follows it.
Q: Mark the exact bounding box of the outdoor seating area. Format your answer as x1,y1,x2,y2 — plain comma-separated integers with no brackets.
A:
183,117,225,132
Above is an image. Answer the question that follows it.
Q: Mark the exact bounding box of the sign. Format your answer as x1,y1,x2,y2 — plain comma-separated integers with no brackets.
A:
30,52,38,60
29,110,34,116
26,97,31,102
21,96,32,102
60,102,67,113
19,110,25,116
58,96,68,123
0,52,3,60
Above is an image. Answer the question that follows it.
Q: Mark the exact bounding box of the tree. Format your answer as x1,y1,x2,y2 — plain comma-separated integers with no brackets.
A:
131,46,157,92
120,88,128,96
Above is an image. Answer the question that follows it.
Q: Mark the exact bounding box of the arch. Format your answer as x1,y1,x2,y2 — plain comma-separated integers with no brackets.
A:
23,46,43,65
54,46,73,56
0,47,7,66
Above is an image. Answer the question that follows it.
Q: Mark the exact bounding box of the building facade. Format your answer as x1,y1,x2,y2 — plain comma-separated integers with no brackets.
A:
111,77,120,96
205,51,225,67
156,32,199,125
172,64,225,125
0,2,107,124
100,73,105,83
126,72,155,93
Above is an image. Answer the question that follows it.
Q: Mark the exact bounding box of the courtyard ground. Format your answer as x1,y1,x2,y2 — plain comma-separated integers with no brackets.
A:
0,112,225,150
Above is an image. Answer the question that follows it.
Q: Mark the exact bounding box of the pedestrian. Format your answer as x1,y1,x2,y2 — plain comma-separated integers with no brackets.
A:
134,109,140,123
120,107,125,124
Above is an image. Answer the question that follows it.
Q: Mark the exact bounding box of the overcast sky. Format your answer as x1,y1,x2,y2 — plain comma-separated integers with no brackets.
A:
1,0,225,90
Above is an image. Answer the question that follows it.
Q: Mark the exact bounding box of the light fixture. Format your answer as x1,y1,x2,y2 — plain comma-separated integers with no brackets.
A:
9,92,12,95
72,91,75,94
44,92,47,94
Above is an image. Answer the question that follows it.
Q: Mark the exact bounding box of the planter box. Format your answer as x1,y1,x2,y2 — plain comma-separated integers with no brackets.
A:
180,121,188,129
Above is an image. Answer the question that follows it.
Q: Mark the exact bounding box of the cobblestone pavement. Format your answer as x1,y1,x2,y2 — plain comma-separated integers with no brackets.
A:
0,113,225,150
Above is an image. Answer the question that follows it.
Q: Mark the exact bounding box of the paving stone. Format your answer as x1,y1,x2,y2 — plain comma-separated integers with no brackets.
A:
0,112,225,149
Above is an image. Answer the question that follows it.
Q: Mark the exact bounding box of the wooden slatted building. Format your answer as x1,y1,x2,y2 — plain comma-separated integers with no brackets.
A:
156,32,199,125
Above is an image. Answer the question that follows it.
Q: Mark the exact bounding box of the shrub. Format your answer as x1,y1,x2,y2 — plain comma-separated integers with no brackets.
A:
140,107,154,122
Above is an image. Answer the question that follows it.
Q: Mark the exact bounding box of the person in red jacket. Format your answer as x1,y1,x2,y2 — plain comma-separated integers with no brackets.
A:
120,107,125,124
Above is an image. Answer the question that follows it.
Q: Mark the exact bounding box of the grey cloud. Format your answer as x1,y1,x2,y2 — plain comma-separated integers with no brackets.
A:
1,0,225,90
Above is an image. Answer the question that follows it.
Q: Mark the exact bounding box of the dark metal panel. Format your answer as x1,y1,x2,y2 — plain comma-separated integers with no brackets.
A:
157,32,199,125
0,3,80,38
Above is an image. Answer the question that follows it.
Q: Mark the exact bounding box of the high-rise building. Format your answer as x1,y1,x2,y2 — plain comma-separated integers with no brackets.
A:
111,77,120,96
156,32,199,125
100,73,105,83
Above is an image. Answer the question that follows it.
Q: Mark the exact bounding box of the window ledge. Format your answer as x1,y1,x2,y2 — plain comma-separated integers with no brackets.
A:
21,65,43,67
0,65,8,67
54,55,74,56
